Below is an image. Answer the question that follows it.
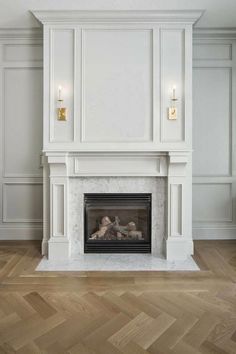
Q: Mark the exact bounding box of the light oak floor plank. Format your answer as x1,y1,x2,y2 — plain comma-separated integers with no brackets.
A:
0,240,235,353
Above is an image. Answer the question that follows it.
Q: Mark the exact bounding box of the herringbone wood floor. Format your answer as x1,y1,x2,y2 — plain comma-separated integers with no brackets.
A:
0,241,236,353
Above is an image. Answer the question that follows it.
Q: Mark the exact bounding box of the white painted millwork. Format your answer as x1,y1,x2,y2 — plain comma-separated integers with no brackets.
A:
32,10,201,260
193,29,236,240
0,29,43,240
33,10,201,153
166,152,193,259
47,154,69,259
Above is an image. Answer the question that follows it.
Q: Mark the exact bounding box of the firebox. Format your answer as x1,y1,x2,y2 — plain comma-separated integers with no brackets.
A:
84,193,151,253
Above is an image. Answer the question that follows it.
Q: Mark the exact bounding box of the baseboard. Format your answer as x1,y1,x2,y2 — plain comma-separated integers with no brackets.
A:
193,227,236,240
0,226,43,240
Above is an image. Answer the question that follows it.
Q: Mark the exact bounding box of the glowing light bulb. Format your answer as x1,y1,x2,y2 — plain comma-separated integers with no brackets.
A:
58,85,62,101
172,85,176,100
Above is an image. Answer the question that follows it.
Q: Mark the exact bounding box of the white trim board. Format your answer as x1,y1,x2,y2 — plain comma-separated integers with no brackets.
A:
0,226,42,240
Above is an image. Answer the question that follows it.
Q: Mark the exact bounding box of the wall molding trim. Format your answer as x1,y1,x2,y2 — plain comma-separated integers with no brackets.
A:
0,28,42,40
193,27,236,39
2,26,236,42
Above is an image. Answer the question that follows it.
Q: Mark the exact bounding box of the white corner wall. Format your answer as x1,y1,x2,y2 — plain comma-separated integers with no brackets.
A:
193,30,236,239
0,30,43,240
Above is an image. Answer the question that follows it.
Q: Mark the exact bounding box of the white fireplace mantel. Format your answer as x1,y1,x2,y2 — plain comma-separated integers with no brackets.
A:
42,151,193,260
33,10,202,261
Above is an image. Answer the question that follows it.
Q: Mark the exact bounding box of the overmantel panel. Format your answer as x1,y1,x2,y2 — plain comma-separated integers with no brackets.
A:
160,27,185,143
80,27,153,144
49,28,75,143
34,11,201,152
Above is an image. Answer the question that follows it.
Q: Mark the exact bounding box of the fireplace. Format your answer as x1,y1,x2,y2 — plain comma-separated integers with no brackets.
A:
35,9,198,261
84,193,151,253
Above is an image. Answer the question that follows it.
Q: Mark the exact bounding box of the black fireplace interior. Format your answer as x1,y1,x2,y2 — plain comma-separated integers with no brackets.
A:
84,193,151,253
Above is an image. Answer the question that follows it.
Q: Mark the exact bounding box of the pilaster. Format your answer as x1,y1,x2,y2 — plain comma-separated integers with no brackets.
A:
165,151,193,260
47,153,70,260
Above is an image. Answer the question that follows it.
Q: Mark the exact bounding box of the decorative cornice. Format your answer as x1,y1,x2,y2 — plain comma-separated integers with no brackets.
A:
32,10,204,25
2,26,235,42
0,28,42,40
193,27,236,39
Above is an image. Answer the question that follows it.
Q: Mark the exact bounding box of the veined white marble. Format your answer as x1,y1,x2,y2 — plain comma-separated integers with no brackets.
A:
36,254,199,272
69,177,166,257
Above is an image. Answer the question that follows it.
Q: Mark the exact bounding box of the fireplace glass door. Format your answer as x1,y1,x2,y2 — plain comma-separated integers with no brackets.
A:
84,193,151,253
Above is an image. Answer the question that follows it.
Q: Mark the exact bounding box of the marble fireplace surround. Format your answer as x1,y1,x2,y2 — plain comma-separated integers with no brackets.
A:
69,176,166,257
43,151,193,261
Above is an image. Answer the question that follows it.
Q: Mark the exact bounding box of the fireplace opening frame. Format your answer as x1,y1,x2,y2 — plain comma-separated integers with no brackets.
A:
84,193,152,253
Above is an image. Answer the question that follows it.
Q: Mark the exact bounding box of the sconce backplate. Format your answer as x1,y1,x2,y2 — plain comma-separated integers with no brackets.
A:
168,107,177,120
57,107,67,121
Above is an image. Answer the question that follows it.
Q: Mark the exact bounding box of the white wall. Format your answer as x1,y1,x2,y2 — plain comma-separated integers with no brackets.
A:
0,30,43,239
192,31,236,239
0,28,235,241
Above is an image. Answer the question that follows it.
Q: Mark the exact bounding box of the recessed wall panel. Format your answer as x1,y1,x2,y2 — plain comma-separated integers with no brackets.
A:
3,184,43,222
170,184,182,236
52,184,65,236
193,67,231,176
4,68,43,177
161,29,185,142
193,183,232,222
82,29,153,142
51,29,74,142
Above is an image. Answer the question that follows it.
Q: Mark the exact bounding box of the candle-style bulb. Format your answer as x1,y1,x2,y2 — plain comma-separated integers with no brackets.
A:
58,85,62,101
172,85,176,100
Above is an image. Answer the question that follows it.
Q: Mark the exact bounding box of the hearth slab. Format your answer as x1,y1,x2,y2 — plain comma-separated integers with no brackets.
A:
36,254,199,272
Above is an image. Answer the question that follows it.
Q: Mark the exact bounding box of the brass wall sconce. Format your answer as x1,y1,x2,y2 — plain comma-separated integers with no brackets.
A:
57,85,67,121
168,85,178,120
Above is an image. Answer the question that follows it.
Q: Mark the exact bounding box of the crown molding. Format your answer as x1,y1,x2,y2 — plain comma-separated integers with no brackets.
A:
193,27,236,39
1,26,235,42
32,10,204,25
0,28,42,40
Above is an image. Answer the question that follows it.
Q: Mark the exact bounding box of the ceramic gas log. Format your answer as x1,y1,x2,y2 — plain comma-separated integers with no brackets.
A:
89,216,144,241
